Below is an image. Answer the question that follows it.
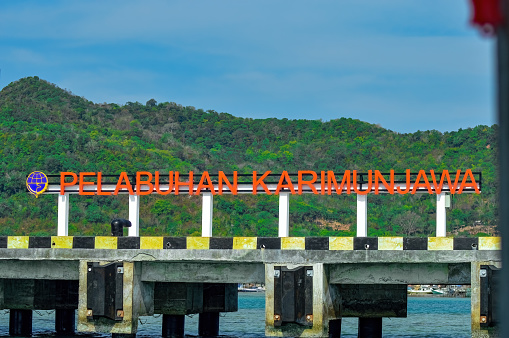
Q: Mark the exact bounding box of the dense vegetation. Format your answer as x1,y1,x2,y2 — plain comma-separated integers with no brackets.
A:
0,77,498,237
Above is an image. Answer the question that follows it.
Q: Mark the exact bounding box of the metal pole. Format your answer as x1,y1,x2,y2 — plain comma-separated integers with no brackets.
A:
497,1,509,336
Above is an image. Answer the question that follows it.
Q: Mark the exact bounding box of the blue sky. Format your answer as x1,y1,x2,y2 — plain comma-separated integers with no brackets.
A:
0,0,495,133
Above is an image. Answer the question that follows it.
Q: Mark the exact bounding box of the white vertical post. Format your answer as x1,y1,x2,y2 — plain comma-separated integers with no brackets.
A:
356,194,367,237
128,194,140,237
57,193,69,236
278,192,290,237
202,192,213,237
436,192,447,237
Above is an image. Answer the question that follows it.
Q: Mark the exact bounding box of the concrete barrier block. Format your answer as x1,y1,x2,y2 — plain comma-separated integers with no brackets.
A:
378,237,403,250
94,236,117,249
7,236,29,249
233,237,257,250
329,237,354,250
187,237,210,250
281,237,305,250
51,236,73,249
428,237,453,250
140,236,163,249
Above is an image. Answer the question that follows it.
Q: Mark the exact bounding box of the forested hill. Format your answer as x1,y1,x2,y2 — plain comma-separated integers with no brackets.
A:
0,77,498,237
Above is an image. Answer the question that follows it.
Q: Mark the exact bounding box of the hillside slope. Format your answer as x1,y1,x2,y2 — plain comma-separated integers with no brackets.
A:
0,77,498,236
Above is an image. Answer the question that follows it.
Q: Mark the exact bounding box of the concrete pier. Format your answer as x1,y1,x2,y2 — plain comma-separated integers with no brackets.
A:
358,318,383,338
9,309,32,336
0,235,501,337
162,314,185,338
198,312,220,337
265,263,340,337
78,261,154,335
200,283,238,337
471,261,502,337
55,309,75,335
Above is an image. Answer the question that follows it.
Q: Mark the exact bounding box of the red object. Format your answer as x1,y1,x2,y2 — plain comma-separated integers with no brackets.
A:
470,0,504,35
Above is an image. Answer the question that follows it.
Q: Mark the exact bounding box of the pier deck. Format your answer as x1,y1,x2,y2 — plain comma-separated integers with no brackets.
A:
0,236,501,337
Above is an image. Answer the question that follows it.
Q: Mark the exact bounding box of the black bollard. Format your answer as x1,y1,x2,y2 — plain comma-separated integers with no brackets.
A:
9,309,32,336
358,317,382,338
329,318,342,338
111,218,132,237
198,312,220,337
162,314,185,338
55,309,75,335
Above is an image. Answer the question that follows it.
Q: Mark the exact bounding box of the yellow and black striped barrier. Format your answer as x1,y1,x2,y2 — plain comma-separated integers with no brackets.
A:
1,236,501,251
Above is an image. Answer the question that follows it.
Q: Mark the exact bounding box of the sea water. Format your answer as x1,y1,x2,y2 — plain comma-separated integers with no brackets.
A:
0,294,471,337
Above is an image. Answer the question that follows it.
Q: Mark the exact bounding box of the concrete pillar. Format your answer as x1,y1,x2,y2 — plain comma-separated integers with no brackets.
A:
278,192,290,237
358,317,382,338
202,192,213,237
198,283,238,337
55,309,75,335
128,195,140,237
78,261,154,335
162,314,185,338
154,282,203,318
356,195,367,237
9,309,32,336
198,312,220,337
265,263,340,337
112,334,136,338
471,261,501,337
436,192,447,237
57,193,69,236
328,319,342,338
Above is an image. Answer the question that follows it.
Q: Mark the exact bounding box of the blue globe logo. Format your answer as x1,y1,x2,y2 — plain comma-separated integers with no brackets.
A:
26,171,49,198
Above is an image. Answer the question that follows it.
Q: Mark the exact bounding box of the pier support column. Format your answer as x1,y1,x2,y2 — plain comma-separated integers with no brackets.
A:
198,283,238,337
9,309,32,336
154,282,204,338
55,279,79,335
162,314,185,338
78,261,154,335
198,312,220,337
265,263,340,337
328,319,342,338
471,260,502,337
55,309,75,335
358,318,382,338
